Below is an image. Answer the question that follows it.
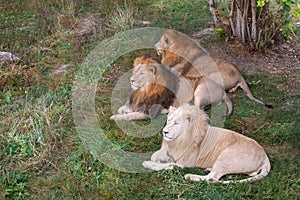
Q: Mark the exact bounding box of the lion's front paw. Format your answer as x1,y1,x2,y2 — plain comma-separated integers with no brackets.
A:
142,160,174,171
184,174,202,181
110,114,124,121
142,161,154,169
118,106,130,114
110,115,117,120
184,174,212,182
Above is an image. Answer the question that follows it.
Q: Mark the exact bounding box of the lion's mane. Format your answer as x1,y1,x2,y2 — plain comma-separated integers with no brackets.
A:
165,105,221,166
128,63,179,118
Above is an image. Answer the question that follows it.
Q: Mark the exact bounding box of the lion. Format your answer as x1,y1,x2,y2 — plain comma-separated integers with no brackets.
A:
155,29,273,108
142,103,271,183
110,62,177,121
110,60,233,121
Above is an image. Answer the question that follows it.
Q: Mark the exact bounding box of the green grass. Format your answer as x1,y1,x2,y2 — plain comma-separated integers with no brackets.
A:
135,0,211,34
1,0,299,199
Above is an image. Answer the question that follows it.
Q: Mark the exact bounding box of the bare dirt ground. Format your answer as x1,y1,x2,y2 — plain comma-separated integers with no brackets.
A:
203,39,300,93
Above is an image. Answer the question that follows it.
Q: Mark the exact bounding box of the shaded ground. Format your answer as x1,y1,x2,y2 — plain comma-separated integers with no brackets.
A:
204,39,300,93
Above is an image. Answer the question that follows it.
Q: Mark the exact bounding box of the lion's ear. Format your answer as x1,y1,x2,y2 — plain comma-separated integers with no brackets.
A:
163,36,169,44
150,65,157,74
186,114,192,123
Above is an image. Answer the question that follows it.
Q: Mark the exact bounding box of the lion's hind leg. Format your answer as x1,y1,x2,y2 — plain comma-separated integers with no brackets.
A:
184,174,204,181
224,94,233,116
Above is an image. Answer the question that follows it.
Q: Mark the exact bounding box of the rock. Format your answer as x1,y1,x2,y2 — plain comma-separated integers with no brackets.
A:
0,52,20,62
49,64,71,75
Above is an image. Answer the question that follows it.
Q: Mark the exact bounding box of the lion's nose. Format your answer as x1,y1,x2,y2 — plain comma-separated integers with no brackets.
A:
130,79,135,84
163,131,169,136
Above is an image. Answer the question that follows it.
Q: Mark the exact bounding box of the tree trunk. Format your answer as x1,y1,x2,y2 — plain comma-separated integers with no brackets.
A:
251,0,257,43
206,0,219,27
236,8,242,39
228,0,236,36
207,0,280,49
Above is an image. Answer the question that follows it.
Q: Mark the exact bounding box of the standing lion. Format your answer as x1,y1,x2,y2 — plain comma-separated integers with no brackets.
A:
143,103,271,183
155,29,273,108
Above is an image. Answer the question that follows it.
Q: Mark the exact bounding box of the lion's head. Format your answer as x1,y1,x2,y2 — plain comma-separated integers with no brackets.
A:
155,29,180,55
161,103,209,161
154,29,208,77
163,104,208,143
155,29,205,56
130,64,158,91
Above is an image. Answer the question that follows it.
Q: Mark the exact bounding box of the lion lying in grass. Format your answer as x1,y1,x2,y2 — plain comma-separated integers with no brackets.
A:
143,103,271,183
155,29,273,108
111,56,232,121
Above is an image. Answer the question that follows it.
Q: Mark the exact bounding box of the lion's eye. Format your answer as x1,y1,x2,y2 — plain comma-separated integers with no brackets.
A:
164,37,169,44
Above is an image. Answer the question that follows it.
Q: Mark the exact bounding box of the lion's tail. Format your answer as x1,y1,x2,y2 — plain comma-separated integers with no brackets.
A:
220,156,271,184
239,77,273,109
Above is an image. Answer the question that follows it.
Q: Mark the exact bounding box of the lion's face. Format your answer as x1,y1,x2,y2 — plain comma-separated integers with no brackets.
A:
130,64,157,90
155,30,177,55
155,35,168,55
162,105,194,142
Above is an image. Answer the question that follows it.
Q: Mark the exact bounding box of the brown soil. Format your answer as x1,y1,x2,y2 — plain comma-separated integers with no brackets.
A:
202,39,300,94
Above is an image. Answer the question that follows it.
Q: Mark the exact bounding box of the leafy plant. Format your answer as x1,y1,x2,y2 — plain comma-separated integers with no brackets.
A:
209,0,300,49
215,28,225,37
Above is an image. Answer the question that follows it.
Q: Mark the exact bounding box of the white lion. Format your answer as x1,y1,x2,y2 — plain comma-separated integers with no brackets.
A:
143,103,270,183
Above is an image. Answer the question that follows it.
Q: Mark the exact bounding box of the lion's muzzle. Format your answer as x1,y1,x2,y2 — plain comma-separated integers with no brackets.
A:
163,130,173,141
130,79,139,90
154,42,162,55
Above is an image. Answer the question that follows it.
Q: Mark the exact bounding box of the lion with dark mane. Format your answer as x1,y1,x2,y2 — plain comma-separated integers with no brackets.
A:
143,103,271,183
111,60,177,121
